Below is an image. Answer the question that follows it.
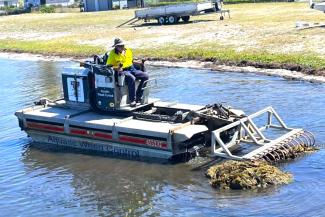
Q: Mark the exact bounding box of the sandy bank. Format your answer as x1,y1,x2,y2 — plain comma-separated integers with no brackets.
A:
1,52,324,83
0,52,74,62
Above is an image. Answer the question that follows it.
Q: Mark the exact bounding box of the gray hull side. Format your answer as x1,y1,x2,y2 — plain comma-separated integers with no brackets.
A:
27,130,173,161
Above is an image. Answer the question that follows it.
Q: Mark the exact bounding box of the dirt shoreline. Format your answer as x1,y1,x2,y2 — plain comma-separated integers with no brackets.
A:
148,60,325,83
1,52,324,83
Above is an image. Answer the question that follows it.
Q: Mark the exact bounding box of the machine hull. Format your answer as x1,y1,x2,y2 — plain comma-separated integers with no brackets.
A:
16,100,211,162
27,130,174,161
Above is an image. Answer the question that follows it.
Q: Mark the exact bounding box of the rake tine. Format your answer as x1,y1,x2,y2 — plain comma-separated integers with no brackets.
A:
298,133,310,146
301,132,314,146
295,136,306,147
262,140,297,162
291,137,301,147
305,133,314,146
284,143,295,156
280,145,291,160
276,145,287,160
271,151,279,162
264,149,274,162
287,138,296,148
274,149,282,161
286,141,298,158
268,151,277,161
304,131,315,146
306,130,315,144
263,154,273,163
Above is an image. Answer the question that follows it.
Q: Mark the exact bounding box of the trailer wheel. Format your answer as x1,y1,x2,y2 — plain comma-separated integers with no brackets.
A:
220,15,224,21
181,16,190,23
157,16,166,25
168,16,177,24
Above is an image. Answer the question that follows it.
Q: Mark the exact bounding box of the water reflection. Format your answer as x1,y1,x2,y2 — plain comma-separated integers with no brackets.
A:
21,145,199,216
34,61,63,98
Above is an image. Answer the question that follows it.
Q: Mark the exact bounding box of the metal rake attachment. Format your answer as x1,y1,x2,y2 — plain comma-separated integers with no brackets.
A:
254,129,315,162
210,107,316,162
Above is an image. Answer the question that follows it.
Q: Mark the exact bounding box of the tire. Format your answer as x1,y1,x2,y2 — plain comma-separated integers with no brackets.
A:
168,16,177,24
220,15,224,21
157,16,165,25
181,16,190,23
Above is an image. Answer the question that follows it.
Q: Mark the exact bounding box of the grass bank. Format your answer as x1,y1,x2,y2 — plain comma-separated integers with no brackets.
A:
136,46,325,75
0,39,104,57
0,2,324,74
1,40,323,75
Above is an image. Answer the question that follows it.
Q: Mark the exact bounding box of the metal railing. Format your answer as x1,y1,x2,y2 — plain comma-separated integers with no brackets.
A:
211,106,306,160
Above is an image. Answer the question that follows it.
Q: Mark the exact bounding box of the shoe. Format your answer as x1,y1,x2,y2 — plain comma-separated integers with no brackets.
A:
136,98,142,104
130,101,137,107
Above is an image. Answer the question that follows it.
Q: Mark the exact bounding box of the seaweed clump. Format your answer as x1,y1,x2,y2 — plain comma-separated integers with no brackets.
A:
206,160,293,190
290,145,319,156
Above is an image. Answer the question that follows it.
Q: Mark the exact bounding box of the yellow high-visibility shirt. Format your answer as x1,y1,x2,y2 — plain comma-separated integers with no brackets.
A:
106,48,133,69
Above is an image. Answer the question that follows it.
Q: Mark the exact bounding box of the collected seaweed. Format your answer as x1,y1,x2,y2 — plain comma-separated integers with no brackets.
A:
205,142,321,190
206,160,293,190
290,144,319,155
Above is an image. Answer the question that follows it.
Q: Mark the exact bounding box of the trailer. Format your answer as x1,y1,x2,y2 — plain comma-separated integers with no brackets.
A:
309,0,325,13
117,1,230,27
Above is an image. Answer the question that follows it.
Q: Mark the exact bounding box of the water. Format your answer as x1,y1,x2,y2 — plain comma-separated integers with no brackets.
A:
0,58,324,216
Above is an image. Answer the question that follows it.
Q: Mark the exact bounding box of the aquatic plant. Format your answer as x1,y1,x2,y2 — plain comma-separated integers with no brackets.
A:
206,160,293,190
206,144,319,190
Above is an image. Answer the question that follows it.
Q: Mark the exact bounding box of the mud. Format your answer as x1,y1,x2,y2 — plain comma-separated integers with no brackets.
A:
146,58,325,83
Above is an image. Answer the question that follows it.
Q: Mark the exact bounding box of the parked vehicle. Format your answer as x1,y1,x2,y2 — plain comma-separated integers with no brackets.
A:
310,0,325,13
117,1,229,27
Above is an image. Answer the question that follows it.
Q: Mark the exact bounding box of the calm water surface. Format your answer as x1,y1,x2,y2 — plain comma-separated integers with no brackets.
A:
0,58,324,216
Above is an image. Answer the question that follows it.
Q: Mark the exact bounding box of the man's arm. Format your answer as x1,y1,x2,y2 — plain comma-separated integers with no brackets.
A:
106,50,115,66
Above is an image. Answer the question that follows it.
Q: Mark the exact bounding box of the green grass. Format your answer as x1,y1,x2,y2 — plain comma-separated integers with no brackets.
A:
0,39,105,57
136,46,325,70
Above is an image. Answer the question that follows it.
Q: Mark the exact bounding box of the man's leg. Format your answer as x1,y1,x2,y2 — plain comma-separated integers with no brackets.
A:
123,71,136,103
131,69,149,102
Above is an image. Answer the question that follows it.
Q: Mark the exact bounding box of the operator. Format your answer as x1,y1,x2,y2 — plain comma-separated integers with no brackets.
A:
106,38,149,107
